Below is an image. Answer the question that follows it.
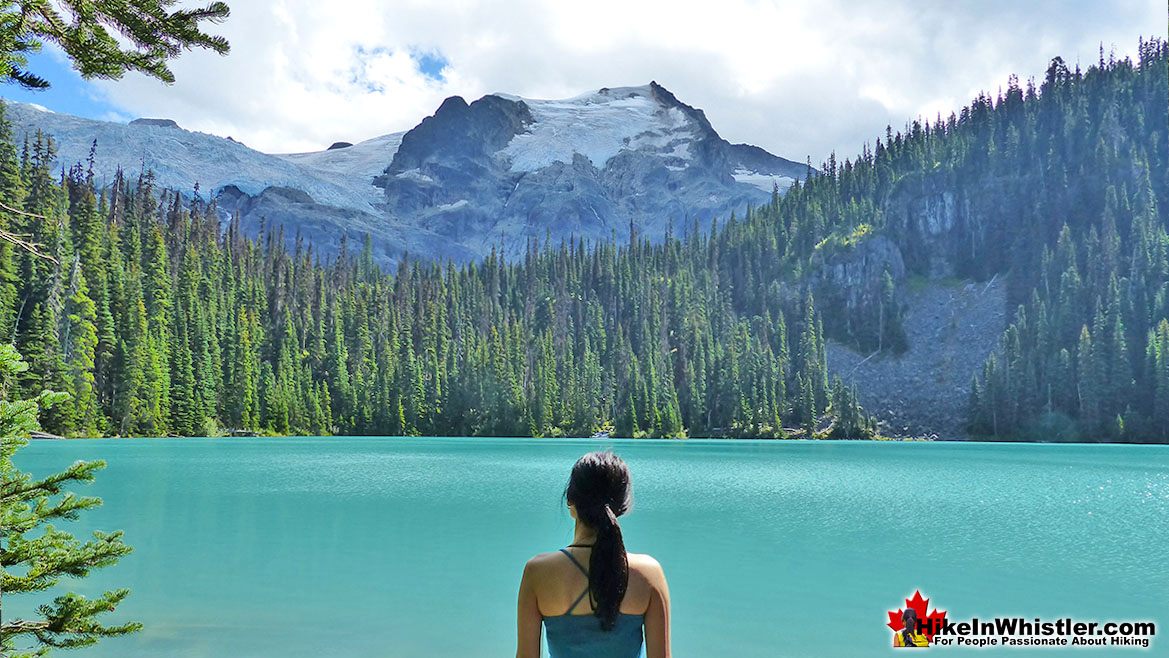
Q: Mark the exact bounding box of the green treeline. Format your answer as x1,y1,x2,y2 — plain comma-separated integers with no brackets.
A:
715,40,1168,442
0,106,874,438
959,43,1169,442
2,39,1165,441
970,219,1169,441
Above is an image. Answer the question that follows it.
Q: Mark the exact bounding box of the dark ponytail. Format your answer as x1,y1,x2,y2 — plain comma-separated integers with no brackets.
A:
565,451,632,631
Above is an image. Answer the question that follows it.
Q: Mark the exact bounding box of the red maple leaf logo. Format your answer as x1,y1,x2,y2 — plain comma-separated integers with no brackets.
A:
887,590,948,642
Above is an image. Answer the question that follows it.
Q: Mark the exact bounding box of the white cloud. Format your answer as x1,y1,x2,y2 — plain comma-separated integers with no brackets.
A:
92,0,1164,162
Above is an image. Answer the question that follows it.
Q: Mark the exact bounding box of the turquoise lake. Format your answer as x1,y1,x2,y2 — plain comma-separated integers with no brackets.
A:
9,438,1169,657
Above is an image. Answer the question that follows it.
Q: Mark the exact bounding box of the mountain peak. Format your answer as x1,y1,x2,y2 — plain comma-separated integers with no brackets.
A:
375,81,807,260
3,84,808,267
435,95,470,114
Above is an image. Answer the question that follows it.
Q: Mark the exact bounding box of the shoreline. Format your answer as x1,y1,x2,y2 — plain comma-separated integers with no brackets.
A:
13,434,1168,446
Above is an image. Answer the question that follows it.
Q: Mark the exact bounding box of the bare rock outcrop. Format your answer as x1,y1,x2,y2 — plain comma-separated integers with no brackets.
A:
826,276,1008,439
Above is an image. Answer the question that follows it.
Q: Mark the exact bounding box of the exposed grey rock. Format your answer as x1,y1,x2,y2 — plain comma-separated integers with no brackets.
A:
129,117,179,128
808,233,906,315
826,276,1008,439
884,172,1009,278
729,142,811,181
890,187,964,277
215,185,479,264
375,82,810,258
327,141,353,150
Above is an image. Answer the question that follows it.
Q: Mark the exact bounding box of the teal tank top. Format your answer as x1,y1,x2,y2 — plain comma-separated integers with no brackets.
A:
543,548,645,658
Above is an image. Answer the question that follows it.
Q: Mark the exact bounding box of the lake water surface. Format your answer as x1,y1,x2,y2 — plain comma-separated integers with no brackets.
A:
10,438,1169,656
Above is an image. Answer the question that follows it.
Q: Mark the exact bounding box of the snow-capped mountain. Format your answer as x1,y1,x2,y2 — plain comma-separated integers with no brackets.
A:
2,82,809,265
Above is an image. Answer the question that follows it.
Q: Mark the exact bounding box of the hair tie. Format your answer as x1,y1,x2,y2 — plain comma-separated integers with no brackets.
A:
602,502,619,527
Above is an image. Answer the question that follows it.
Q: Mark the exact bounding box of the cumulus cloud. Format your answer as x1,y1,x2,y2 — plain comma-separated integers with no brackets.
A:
92,0,1163,162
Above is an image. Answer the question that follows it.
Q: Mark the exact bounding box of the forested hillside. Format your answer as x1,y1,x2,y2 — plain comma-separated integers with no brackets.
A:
964,44,1169,442
0,113,872,439
705,39,1168,442
1,38,1164,441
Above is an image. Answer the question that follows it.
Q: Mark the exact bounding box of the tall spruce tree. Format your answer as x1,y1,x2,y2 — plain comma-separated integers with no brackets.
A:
1,345,141,657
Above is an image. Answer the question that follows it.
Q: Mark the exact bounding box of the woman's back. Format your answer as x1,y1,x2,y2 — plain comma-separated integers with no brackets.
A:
539,546,650,658
524,545,666,658
516,451,671,658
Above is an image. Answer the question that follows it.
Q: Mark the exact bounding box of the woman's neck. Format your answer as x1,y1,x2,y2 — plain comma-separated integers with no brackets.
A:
572,521,597,546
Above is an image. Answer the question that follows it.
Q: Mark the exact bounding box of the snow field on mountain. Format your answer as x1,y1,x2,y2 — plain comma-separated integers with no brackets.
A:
499,86,696,172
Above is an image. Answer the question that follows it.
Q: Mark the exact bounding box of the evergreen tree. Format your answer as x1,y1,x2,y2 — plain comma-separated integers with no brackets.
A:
0,0,230,90
1,344,141,656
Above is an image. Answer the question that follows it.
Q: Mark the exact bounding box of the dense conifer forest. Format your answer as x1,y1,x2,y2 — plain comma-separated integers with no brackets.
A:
0,38,1164,441
0,109,870,439
708,39,1168,442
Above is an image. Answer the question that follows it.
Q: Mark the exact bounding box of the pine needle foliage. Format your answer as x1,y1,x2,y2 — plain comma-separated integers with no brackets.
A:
0,0,230,90
1,344,141,656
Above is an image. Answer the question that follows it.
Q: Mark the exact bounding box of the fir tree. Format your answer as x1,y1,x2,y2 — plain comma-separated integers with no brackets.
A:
1,345,141,656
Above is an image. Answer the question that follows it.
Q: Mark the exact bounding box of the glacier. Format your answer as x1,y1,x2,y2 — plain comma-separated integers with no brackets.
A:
2,82,811,266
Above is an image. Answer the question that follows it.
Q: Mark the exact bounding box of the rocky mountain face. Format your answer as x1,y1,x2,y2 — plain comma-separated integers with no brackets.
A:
2,82,808,265
377,83,808,257
827,276,1008,439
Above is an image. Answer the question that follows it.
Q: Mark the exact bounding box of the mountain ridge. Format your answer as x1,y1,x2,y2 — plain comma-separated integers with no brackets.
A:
2,82,809,265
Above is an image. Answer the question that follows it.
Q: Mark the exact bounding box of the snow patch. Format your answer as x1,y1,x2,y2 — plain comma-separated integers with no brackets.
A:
732,168,795,193
1,99,383,212
433,199,469,212
499,86,697,172
393,168,434,185
278,132,404,206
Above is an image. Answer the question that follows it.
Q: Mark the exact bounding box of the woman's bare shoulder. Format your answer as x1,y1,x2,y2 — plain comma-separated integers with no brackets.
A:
523,551,563,571
627,552,667,584
628,552,663,568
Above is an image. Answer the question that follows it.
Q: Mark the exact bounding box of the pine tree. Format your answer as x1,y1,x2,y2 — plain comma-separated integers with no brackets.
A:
62,261,102,435
1,344,141,657
0,0,230,90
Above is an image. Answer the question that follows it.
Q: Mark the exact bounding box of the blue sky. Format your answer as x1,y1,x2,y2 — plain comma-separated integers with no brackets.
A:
413,51,448,83
2,1,1163,161
0,50,126,120
0,44,446,125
